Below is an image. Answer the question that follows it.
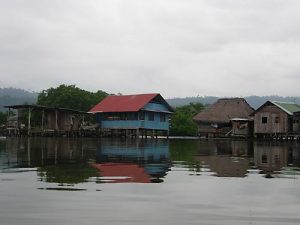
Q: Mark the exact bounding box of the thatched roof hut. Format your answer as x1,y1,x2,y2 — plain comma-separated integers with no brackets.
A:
193,98,254,124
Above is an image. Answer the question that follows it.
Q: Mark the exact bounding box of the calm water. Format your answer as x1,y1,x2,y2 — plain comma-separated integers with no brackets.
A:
1,137,300,225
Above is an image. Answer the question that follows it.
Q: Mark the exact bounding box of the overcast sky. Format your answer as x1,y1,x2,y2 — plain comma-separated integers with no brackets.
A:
1,0,300,98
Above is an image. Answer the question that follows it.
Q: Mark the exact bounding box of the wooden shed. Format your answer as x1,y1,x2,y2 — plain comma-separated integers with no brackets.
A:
192,98,254,137
4,104,87,136
252,101,300,137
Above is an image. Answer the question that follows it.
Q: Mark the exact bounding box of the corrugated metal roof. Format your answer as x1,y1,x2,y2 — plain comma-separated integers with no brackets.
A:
271,101,300,115
4,104,88,114
89,93,173,113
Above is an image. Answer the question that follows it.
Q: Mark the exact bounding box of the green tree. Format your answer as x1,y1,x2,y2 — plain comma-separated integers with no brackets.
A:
170,103,204,136
37,84,108,111
0,111,7,125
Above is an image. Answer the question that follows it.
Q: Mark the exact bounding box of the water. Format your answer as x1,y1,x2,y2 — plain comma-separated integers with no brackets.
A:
1,137,300,225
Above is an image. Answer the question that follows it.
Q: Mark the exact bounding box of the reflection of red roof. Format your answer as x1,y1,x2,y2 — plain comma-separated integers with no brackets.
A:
89,93,159,113
91,163,151,183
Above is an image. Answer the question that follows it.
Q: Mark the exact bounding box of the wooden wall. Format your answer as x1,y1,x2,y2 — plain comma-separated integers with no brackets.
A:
47,111,81,131
254,105,289,134
232,121,249,136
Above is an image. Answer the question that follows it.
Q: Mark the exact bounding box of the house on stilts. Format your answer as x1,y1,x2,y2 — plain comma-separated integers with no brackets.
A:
251,101,300,139
192,98,254,138
88,93,174,138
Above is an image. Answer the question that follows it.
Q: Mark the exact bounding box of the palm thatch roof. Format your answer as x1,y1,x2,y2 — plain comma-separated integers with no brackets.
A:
193,98,254,124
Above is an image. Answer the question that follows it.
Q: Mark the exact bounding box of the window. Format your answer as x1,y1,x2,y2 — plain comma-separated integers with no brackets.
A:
148,112,154,121
262,117,268,124
262,154,268,163
127,112,138,120
275,116,280,123
139,111,145,120
160,113,166,122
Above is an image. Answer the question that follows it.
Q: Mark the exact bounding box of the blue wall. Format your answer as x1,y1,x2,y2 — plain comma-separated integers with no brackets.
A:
143,103,169,112
98,139,169,162
96,102,172,131
101,119,169,130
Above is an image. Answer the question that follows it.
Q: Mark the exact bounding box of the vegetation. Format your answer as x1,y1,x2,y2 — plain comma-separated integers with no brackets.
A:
37,84,108,111
170,103,204,136
0,112,6,125
37,163,99,184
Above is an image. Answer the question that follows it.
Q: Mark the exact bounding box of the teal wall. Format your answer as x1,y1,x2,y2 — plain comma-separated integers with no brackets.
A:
96,102,171,131
143,103,169,112
98,139,169,162
100,114,169,130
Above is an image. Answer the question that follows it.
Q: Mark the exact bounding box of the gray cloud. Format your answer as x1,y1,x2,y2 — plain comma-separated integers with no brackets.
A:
1,0,300,97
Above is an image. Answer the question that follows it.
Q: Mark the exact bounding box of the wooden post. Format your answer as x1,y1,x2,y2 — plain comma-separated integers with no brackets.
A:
41,140,44,165
41,110,45,132
28,107,31,136
6,108,10,136
16,109,19,135
27,138,31,167
55,110,58,131
54,140,58,165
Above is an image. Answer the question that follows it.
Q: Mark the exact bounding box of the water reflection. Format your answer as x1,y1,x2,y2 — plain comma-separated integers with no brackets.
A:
0,137,171,184
170,139,300,178
1,138,300,225
1,138,300,187
195,141,251,177
254,142,300,178
93,139,170,183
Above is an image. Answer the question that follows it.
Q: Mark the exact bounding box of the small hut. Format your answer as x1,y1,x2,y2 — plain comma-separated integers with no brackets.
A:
252,101,300,138
193,98,254,137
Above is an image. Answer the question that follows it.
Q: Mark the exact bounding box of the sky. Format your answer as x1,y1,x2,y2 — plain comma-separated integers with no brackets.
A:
1,0,300,98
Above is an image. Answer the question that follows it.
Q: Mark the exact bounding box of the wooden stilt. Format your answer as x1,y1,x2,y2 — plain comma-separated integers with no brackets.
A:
28,107,31,136
27,138,31,166
41,110,45,132
55,110,58,131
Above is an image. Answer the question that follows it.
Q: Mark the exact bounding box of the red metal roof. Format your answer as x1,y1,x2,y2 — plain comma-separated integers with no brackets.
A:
89,93,160,113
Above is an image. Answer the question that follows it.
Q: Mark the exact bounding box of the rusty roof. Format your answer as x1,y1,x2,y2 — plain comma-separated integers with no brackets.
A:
251,101,300,116
4,104,88,114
